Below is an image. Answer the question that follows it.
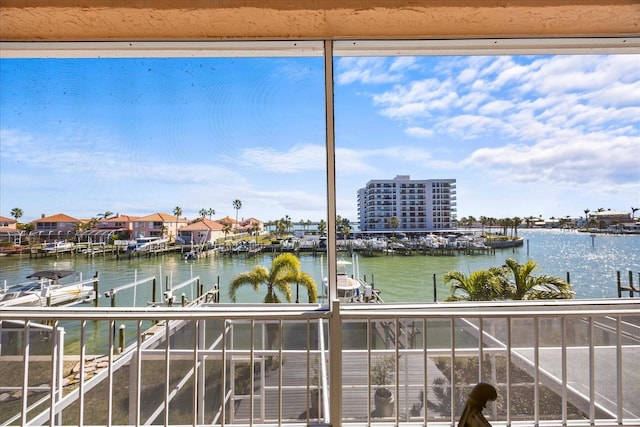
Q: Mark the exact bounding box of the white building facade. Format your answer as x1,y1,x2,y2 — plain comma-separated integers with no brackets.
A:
357,175,457,233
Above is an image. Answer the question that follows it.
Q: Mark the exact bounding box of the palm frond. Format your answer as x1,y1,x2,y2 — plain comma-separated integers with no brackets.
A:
228,266,269,302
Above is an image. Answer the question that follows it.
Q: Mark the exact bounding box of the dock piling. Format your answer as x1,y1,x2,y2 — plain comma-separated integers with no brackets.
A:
118,324,125,353
432,273,437,302
617,270,635,297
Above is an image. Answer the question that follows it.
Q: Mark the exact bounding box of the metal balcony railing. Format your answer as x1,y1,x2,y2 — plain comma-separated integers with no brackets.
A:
0,299,639,426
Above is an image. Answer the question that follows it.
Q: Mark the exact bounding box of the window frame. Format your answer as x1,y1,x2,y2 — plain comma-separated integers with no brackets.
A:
1,37,638,304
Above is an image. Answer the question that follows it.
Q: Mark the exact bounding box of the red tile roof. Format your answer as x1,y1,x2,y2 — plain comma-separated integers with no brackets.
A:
32,213,81,223
180,219,224,231
137,212,188,223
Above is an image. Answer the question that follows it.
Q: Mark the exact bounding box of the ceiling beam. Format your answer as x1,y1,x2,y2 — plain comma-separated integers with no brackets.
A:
1,1,638,41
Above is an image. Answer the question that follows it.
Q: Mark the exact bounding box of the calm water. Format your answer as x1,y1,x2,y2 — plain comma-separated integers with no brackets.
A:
1,229,637,354
1,229,638,305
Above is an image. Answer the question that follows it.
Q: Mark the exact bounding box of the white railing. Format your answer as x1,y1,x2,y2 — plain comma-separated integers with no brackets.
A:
0,299,639,426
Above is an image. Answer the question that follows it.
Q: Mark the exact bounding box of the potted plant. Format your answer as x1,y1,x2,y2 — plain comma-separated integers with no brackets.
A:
370,355,396,417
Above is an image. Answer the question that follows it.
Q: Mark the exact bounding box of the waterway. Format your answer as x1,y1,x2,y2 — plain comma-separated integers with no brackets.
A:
1,229,638,354
1,229,638,305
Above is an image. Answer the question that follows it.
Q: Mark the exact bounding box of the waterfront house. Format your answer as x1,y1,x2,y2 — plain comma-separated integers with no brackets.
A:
76,213,139,243
30,213,81,241
132,212,188,241
0,216,16,229
177,218,225,245
216,216,240,231
238,217,264,235
0,215,22,246
1,1,637,427
589,210,631,230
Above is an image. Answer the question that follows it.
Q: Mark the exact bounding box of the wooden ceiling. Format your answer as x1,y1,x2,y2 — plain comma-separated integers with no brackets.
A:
1,1,638,41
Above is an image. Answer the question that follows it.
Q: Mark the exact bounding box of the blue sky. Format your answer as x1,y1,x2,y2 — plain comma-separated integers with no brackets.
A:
1,53,639,223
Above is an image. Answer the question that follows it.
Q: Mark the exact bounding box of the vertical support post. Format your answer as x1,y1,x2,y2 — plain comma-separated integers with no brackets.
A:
432,273,437,302
93,272,99,307
128,341,138,426
588,317,595,423
629,271,634,297
617,271,622,298
107,320,114,427
323,39,337,303
561,317,568,424
152,278,157,304
197,319,206,424
21,321,30,425
56,326,64,425
164,321,171,427
49,320,59,425
118,324,125,353
79,320,86,427
329,299,342,426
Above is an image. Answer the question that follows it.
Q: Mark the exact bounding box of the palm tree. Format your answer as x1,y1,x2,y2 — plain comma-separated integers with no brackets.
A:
500,258,574,300
10,207,23,222
444,269,505,301
339,221,352,239
97,211,113,220
233,199,242,229
199,208,208,219
488,217,497,234
632,207,638,220
512,216,522,237
85,217,99,231
388,215,400,237
222,223,233,241
173,206,182,219
207,208,215,219
479,216,488,235
251,222,260,237
317,219,327,235
284,215,292,233
229,253,318,303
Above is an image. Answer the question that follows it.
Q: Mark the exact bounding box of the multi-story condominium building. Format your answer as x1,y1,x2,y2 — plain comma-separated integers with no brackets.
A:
358,175,457,233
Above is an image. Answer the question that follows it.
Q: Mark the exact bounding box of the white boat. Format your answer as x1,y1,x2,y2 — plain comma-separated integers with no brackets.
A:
0,270,95,307
42,241,75,252
127,236,169,252
322,258,383,303
336,260,362,302
183,251,198,260
233,244,250,252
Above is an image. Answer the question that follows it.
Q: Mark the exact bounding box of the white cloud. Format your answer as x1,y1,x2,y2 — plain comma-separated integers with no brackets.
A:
405,127,434,138
373,78,459,119
351,53,639,194
237,144,326,173
478,99,513,115
462,132,639,186
389,56,419,72
336,57,406,85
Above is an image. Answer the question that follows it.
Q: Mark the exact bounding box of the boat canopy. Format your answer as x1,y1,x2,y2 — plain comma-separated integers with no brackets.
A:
26,270,75,280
